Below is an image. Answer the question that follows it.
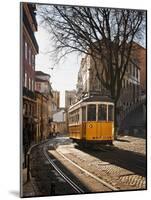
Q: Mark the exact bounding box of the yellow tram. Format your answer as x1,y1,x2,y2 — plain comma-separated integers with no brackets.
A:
68,96,114,145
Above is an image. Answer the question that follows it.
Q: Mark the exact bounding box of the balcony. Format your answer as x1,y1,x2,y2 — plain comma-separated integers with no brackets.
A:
23,87,36,100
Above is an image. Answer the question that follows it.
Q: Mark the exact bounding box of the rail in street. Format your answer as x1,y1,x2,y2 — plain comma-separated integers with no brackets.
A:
56,149,118,191
43,145,85,194
25,136,146,197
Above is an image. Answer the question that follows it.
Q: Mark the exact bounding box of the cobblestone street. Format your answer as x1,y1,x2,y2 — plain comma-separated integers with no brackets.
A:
16,2,148,198
114,136,146,155
55,135,146,191
23,135,146,197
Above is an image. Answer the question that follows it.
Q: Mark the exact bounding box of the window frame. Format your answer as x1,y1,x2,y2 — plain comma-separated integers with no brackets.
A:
133,65,135,77
32,79,34,91
29,48,31,65
25,41,28,60
24,72,27,88
29,77,31,90
32,54,35,69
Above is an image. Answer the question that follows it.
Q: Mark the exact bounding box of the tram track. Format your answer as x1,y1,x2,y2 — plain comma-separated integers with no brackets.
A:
42,140,120,193
29,139,87,195
29,137,146,196
54,141,146,190
56,149,119,191
43,144,85,194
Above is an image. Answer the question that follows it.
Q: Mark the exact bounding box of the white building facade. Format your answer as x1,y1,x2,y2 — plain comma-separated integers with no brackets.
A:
76,52,141,112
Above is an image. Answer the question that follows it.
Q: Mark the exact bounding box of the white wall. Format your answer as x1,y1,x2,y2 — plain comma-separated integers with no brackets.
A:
53,109,65,122
36,75,50,81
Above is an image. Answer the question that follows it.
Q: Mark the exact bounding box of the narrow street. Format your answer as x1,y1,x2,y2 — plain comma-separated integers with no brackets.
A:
21,3,147,198
23,135,146,197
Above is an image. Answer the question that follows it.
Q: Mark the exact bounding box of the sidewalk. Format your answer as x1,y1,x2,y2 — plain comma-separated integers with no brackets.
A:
114,135,146,155
22,168,35,197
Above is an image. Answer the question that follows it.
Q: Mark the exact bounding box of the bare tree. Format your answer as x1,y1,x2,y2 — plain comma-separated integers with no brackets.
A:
38,5,146,133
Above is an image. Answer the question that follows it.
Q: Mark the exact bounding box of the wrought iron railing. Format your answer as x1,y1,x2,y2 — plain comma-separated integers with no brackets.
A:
23,87,36,100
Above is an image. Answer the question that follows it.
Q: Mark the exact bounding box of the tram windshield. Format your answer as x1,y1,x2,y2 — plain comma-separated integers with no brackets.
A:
98,104,107,121
87,104,96,121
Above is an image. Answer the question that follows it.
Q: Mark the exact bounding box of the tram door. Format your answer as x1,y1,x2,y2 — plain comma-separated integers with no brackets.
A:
82,106,86,139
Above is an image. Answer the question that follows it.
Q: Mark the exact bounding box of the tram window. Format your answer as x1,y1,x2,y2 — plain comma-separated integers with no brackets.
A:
82,107,86,121
98,104,107,121
87,104,96,121
108,105,114,121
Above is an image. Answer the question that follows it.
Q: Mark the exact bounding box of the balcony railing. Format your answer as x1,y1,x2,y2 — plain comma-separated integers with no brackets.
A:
23,87,36,100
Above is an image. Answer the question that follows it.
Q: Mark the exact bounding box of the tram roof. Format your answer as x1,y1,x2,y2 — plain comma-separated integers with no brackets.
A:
82,95,114,103
68,95,114,111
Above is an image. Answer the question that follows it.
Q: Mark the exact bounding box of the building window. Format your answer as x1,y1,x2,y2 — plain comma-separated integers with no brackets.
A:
29,48,31,65
32,80,34,91
30,104,32,115
130,82,132,90
133,65,135,77
127,80,129,88
130,63,133,75
136,68,138,79
29,78,31,90
32,54,35,69
69,97,72,105
122,80,124,88
23,103,28,115
128,64,131,73
36,83,41,91
24,73,27,87
25,42,28,60
138,70,140,82
122,79,125,88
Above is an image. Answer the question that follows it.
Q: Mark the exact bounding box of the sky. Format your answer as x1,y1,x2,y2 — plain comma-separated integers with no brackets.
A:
35,21,81,107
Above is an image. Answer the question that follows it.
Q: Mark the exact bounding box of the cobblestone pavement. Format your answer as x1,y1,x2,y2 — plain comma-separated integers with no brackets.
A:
56,135,146,191
114,136,146,155
27,139,96,197
22,136,146,197
48,149,112,193
29,141,81,197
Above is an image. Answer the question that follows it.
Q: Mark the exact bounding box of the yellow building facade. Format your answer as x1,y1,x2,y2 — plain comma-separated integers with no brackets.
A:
35,92,49,142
